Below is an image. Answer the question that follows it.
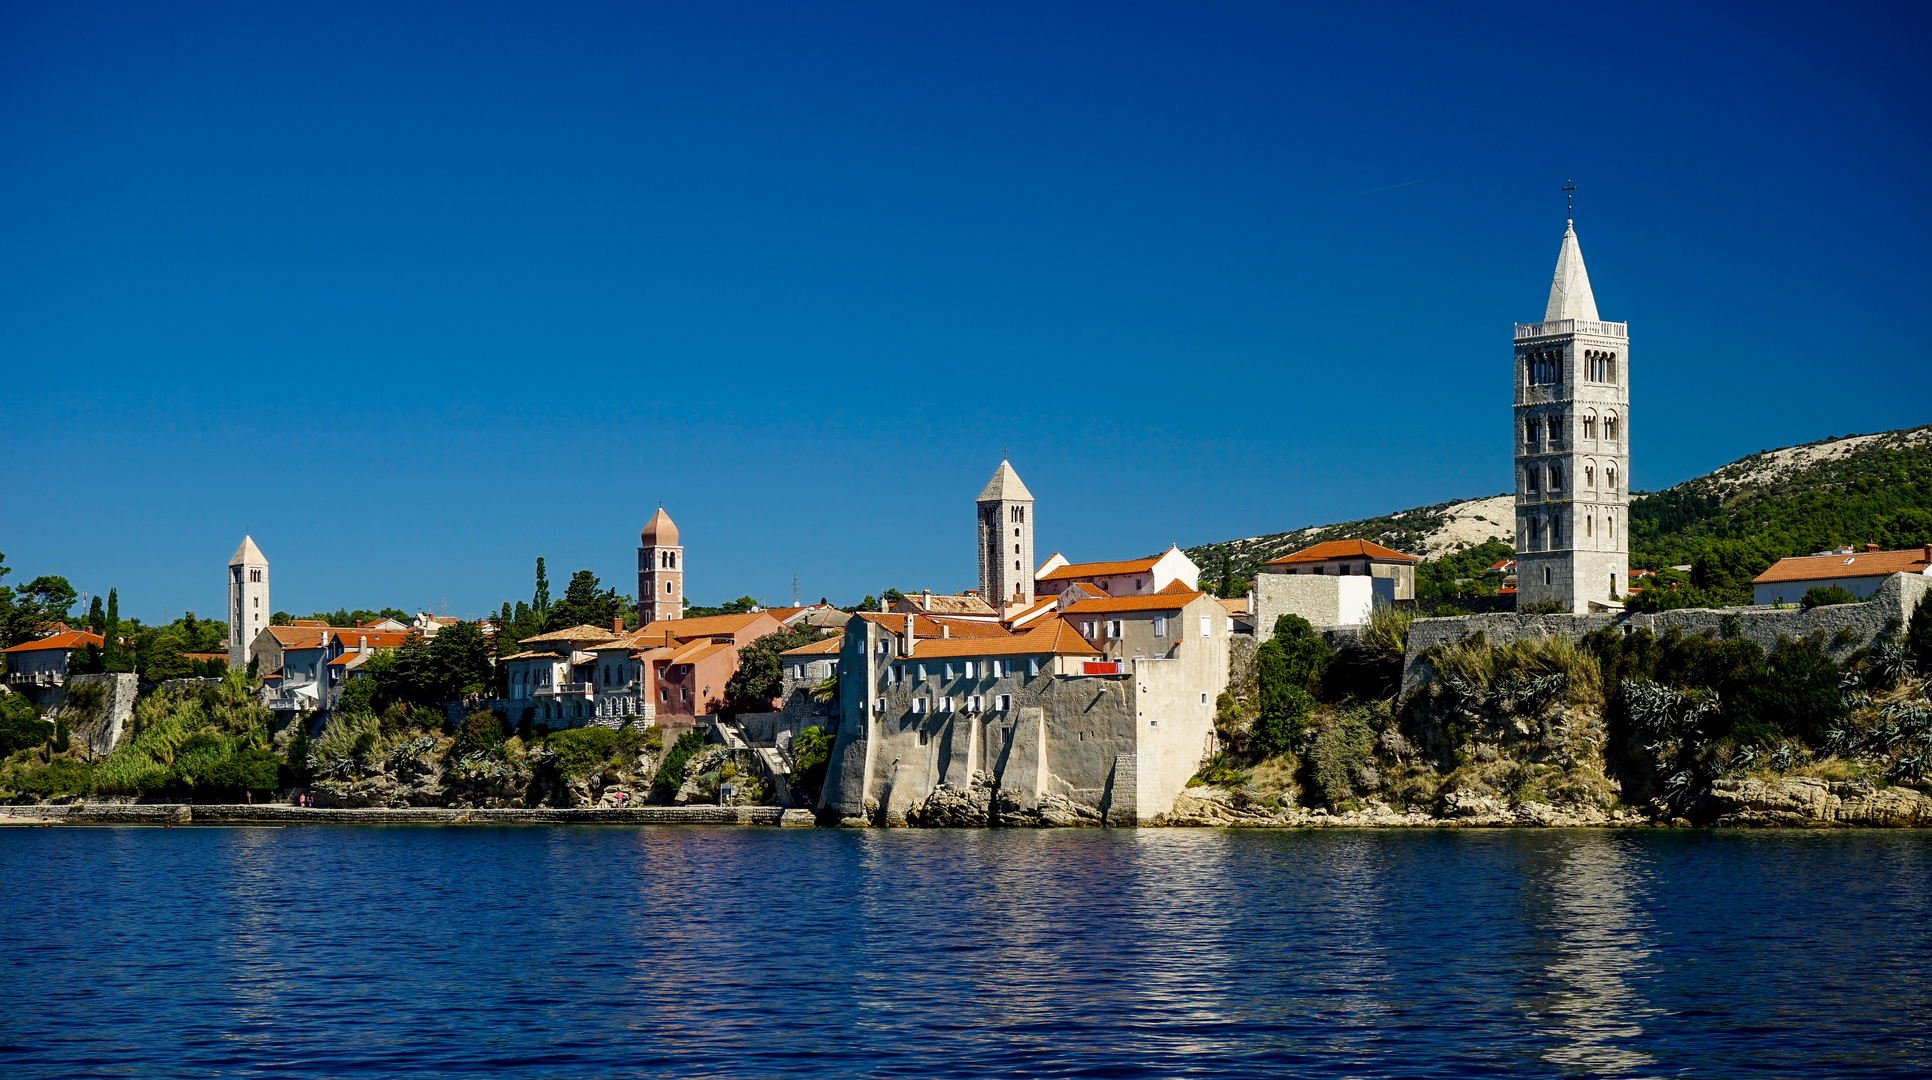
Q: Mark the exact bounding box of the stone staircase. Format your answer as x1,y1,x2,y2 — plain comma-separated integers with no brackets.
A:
710,717,803,808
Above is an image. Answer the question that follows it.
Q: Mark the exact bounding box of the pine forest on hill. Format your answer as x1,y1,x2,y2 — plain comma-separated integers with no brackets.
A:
1185,424,1932,607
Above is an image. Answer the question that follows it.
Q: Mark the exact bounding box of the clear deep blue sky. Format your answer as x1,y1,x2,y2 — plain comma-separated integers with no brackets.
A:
3,1,1928,623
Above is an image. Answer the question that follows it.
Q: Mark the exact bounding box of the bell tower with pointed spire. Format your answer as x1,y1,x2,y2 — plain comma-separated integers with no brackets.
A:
1514,205,1630,614
227,535,269,668
638,506,683,624
977,459,1035,609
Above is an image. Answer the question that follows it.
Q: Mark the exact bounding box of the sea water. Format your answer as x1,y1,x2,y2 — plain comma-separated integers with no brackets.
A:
2,826,1929,1078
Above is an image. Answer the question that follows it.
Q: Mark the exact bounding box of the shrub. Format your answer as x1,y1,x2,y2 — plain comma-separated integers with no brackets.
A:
789,726,833,792
548,726,618,778
1309,706,1376,807
1801,585,1858,611
11,758,93,797
653,730,707,795
453,711,507,757
1252,683,1313,757
202,747,284,796
1907,592,1932,673
0,707,53,758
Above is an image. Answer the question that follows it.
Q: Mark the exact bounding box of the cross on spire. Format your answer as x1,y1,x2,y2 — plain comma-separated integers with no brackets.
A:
1563,178,1576,224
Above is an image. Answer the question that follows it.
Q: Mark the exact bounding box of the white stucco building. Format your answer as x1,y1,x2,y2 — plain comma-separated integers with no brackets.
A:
1514,217,1630,613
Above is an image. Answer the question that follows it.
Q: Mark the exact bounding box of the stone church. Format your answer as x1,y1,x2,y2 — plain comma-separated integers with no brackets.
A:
1514,217,1630,613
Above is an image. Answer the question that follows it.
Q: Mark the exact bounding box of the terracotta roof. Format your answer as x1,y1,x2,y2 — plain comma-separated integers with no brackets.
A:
929,617,1013,639
498,650,565,662
1064,581,1111,597
780,634,845,657
640,612,776,639
2,630,105,654
907,618,1101,659
1062,591,1209,615
263,626,410,650
1265,539,1420,565
897,593,1000,617
1216,599,1249,617
519,624,621,647
658,640,731,665
1001,597,1061,629
855,611,942,637
287,619,328,627
1037,556,1162,582
1752,547,1932,585
1157,579,1196,594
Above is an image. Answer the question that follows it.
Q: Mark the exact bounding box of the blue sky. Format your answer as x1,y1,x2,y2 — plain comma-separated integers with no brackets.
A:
3,1,1927,623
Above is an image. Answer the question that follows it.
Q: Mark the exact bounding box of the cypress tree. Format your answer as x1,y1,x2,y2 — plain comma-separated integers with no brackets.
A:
87,595,106,634
533,558,550,614
103,589,120,671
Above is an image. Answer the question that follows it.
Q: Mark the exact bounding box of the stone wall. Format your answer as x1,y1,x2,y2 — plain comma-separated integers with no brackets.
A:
1401,572,1932,696
1254,573,1374,638
57,674,139,756
0,803,812,826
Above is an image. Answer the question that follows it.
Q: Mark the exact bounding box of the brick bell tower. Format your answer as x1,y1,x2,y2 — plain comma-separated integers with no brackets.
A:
1514,203,1630,614
638,506,683,623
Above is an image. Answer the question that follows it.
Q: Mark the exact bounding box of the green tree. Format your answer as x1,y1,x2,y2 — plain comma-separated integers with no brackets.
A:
724,626,824,711
533,557,550,615
1252,639,1314,756
87,595,106,634
104,589,121,671
789,725,833,797
544,570,624,631
2,574,77,647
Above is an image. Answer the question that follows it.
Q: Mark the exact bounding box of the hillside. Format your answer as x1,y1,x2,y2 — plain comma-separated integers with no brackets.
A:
1187,423,1932,595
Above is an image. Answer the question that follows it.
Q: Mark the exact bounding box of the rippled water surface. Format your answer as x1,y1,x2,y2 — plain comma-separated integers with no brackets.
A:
3,826,1930,1078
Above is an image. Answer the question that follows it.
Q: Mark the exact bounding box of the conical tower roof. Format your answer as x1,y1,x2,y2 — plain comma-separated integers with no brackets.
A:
1543,222,1600,322
229,535,266,566
641,507,679,546
977,460,1034,503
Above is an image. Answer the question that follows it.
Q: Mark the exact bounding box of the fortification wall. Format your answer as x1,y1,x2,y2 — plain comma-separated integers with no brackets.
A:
1401,572,1931,696
57,674,139,756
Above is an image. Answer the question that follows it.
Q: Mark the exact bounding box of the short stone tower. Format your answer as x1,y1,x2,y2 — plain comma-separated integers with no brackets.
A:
976,460,1035,608
227,535,269,668
1514,218,1630,613
638,507,683,623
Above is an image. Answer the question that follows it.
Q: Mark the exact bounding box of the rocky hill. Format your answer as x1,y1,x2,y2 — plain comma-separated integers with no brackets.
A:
1188,423,1932,585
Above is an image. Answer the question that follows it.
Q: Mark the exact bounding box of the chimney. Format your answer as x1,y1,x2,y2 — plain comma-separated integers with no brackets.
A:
1923,544,1931,564
358,635,367,654
942,624,950,638
903,614,915,645
1866,543,1880,553
922,589,932,608
878,596,889,612
613,618,623,634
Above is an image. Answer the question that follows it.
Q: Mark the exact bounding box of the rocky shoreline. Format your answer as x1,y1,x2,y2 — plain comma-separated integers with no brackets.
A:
7,774,1931,829
1163,776,1932,828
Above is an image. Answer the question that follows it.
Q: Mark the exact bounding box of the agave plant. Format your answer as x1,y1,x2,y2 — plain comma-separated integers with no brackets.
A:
1771,742,1796,772
1825,725,1855,754
1734,743,1759,770
1871,640,1915,688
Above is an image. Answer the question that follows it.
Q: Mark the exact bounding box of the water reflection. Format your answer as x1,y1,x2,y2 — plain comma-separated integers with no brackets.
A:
1516,833,1658,1077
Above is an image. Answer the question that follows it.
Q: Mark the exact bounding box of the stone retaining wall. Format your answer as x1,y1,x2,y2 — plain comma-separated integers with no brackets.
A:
1401,572,1931,696
0,804,813,826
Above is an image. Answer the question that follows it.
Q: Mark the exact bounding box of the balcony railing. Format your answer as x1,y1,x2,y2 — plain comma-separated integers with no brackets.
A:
1515,319,1628,340
3,672,61,687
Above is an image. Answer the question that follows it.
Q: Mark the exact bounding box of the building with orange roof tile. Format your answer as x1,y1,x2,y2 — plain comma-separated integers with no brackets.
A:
1751,544,1932,606
1033,545,1199,600
1261,538,1420,600
2,629,107,691
821,584,1232,827
502,610,790,730
250,623,414,716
